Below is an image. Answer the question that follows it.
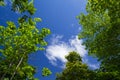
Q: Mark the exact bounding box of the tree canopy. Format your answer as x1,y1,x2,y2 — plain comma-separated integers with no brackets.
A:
56,51,94,80
56,51,120,80
76,0,120,79
77,0,120,67
77,0,120,59
0,0,51,80
0,18,50,80
0,0,36,15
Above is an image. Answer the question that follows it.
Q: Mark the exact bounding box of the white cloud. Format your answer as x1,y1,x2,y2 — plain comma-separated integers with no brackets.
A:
45,34,100,69
45,35,87,67
69,36,87,57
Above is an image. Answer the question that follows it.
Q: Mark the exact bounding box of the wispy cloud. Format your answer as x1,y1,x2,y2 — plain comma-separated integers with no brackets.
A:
45,34,99,69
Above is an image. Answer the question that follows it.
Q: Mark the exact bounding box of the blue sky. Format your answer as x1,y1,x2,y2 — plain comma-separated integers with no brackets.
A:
0,0,100,80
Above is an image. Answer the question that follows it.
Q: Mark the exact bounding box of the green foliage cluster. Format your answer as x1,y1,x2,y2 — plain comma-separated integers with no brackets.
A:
0,0,51,80
56,51,94,80
77,0,120,60
0,0,5,6
77,0,120,80
77,0,120,73
0,0,36,15
0,19,50,80
42,67,52,77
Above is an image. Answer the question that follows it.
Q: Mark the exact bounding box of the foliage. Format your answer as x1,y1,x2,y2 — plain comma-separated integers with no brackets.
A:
77,0,120,80
56,51,120,80
56,51,94,80
0,0,36,15
42,67,52,77
77,0,120,67
0,18,50,80
0,0,5,6
0,0,51,80
94,71,120,80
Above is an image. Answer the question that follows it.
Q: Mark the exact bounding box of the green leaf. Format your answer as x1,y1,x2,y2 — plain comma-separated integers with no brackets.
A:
34,18,42,22
0,1,5,6
42,67,52,77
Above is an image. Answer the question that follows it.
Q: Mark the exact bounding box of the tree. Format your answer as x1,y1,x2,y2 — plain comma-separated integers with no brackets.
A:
56,51,94,80
94,71,120,80
0,0,51,80
0,19,50,80
77,0,120,71
0,0,36,15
